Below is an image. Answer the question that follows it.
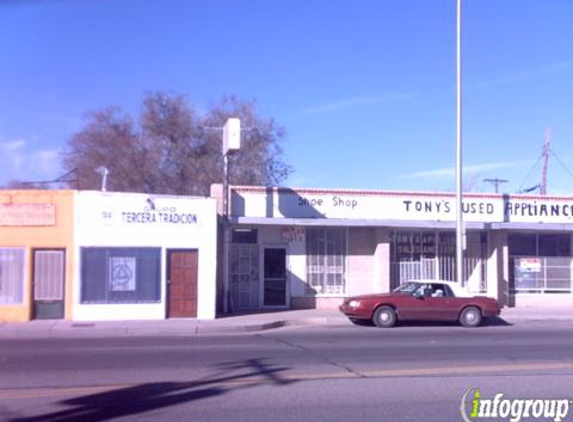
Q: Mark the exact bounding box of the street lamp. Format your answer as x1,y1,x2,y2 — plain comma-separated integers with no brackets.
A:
455,0,465,287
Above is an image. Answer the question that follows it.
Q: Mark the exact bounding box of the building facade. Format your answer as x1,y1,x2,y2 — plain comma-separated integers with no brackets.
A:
220,186,573,312
1,190,218,322
74,191,218,321
0,190,75,322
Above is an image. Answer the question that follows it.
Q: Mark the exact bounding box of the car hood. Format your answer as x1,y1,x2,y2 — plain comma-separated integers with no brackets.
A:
346,293,399,301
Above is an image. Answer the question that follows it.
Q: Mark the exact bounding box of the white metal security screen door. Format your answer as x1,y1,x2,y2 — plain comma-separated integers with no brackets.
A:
33,250,65,319
229,244,260,310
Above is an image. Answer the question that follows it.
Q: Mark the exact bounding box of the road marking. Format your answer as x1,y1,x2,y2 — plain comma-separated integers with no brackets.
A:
355,362,573,378
0,384,133,400
2,362,573,400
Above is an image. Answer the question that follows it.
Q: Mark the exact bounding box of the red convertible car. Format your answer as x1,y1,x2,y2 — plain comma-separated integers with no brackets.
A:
339,280,501,328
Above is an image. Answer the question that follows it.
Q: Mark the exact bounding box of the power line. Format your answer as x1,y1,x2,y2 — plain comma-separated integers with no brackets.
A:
518,155,543,193
550,150,573,181
483,178,508,193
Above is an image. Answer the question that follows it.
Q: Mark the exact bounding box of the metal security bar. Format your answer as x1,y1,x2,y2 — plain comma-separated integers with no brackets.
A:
395,256,486,291
229,244,259,309
306,228,346,295
34,250,64,301
0,248,25,304
513,256,572,293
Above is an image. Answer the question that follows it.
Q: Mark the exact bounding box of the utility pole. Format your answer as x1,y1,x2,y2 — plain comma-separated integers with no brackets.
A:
455,0,464,287
483,178,508,193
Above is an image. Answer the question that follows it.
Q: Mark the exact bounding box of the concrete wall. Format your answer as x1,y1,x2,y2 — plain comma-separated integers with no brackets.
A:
487,231,509,305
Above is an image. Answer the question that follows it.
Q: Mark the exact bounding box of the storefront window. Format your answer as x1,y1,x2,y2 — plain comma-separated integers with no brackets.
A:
306,228,346,295
391,230,486,291
509,233,570,257
391,231,440,286
510,234,571,293
0,248,24,305
231,228,258,244
81,247,161,304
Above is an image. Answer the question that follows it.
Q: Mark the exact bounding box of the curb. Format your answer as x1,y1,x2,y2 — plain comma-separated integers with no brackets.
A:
1,314,573,339
0,317,345,339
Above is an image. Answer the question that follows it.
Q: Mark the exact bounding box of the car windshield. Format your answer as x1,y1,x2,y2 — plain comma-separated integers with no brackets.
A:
393,282,420,294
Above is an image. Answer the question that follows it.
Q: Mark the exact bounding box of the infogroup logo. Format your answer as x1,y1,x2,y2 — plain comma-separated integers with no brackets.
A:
460,388,572,422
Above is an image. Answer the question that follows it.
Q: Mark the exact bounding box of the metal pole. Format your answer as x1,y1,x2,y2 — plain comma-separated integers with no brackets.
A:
222,152,230,314
455,0,464,286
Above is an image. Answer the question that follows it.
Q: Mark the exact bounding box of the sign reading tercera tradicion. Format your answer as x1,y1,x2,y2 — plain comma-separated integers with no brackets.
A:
0,204,56,226
232,187,573,224
78,192,202,228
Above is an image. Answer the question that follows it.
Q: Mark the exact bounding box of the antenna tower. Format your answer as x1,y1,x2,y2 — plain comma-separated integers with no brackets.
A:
540,127,552,195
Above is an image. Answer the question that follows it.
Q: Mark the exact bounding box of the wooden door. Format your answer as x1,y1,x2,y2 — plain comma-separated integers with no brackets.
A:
168,250,198,318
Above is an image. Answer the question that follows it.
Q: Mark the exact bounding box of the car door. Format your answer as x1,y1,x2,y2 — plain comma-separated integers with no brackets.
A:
397,284,434,320
422,283,456,321
402,283,454,321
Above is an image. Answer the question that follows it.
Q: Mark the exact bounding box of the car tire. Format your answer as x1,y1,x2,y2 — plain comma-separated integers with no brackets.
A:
373,306,396,328
459,306,482,327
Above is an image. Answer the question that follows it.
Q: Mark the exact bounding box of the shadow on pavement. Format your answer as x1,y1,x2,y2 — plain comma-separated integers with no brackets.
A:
9,358,293,422
349,316,513,329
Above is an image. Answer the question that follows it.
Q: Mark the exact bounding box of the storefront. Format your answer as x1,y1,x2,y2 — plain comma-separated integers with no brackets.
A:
219,186,573,311
73,191,218,320
0,190,75,322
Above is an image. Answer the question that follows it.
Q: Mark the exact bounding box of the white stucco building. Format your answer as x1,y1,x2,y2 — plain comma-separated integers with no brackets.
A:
73,191,218,320
217,186,573,312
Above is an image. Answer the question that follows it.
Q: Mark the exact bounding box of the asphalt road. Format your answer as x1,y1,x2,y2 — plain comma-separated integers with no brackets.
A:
2,321,573,422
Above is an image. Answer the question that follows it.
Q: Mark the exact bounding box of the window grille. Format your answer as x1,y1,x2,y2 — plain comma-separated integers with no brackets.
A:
306,228,346,295
34,250,64,300
81,247,160,304
0,248,24,305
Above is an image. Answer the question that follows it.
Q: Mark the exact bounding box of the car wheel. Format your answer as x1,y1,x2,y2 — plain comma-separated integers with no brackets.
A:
459,306,482,327
373,306,396,328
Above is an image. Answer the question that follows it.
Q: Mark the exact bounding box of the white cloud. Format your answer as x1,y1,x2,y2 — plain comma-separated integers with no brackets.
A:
399,160,535,180
0,139,27,173
1,139,26,152
287,93,417,119
0,138,61,184
468,59,573,91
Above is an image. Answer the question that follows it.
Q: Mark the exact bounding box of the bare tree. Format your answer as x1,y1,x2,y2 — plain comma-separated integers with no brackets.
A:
61,92,292,195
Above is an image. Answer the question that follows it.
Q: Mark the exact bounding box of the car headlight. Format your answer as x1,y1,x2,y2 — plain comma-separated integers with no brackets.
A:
348,300,361,308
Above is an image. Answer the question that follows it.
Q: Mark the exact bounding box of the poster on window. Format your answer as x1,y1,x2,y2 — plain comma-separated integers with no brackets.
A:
519,258,542,273
109,257,136,291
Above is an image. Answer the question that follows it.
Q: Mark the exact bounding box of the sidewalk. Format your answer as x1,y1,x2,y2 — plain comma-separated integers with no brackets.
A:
0,306,572,339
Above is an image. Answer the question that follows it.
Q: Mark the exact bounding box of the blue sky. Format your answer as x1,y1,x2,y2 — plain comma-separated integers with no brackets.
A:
1,0,572,194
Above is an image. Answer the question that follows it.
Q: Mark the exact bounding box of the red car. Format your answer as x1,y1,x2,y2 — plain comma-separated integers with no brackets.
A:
339,280,501,328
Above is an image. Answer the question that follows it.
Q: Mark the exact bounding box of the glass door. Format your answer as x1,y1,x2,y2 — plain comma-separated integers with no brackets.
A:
263,247,287,307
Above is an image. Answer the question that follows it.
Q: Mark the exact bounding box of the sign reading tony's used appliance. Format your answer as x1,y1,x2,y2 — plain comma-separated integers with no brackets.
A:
234,188,573,224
